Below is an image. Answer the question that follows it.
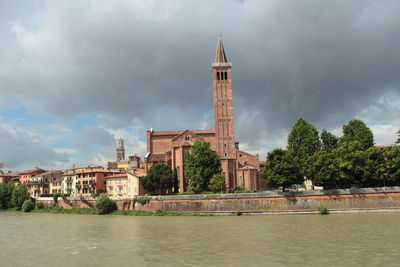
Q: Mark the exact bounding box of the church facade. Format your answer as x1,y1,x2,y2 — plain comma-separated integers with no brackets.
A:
144,38,261,192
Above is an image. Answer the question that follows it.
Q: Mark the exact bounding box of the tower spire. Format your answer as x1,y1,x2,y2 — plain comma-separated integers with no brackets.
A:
214,36,228,63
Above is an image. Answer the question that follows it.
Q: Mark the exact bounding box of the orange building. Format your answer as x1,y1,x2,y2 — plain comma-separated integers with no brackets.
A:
144,38,260,192
19,168,46,184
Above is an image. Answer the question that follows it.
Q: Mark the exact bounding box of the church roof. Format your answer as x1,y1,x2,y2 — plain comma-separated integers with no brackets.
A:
214,37,228,63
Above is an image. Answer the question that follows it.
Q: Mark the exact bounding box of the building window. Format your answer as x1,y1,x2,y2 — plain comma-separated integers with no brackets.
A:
217,72,220,80
224,72,228,80
224,153,227,157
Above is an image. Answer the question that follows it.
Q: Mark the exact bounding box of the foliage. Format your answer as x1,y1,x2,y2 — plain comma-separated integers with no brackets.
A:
234,186,244,193
95,195,117,215
136,196,151,206
305,150,340,189
141,163,175,194
22,199,35,212
209,173,226,193
287,118,321,158
0,182,14,209
262,149,303,191
184,140,221,193
11,184,30,209
235,209,243,216
53,192,61,204
35,202,45,210
383,146,400,186
317,205,329,215
320,129,339,152
396,130,400,145
339,119,374,150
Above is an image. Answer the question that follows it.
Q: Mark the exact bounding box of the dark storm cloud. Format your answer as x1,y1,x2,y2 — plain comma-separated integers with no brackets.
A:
1,0,399,156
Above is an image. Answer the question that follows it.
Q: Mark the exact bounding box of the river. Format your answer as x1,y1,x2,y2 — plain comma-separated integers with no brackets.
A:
0,212,399,266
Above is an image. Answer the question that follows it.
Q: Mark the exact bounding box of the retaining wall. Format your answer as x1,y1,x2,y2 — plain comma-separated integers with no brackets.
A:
36,187,400,213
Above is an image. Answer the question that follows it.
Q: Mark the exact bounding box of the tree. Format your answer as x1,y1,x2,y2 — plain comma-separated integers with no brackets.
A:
141,163,174,194
0,182,14,209
262,149,302,191
95,195,117,215
184,140,221,193
339,119,374,150
11,184,29,209
305,150,340,189
209,173,226,193
320,129,339,152
287,118,321,159
383,146,400,186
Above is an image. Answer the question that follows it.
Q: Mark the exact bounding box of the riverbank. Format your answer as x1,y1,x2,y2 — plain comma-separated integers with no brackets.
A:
32,186,400,215
0,207,222,216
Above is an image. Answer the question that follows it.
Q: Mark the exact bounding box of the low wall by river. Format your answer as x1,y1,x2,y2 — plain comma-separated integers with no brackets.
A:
36,187,400,213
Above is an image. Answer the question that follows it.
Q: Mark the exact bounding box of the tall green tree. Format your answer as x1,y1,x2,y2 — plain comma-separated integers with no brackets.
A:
141,163,174,194
339,119,374,150
287,118,321,179
395,130,400,145
184,140,221,193
320,129,339,152
262,149,302,191
0,182,14,209
11,184,29,209
383,146,400,186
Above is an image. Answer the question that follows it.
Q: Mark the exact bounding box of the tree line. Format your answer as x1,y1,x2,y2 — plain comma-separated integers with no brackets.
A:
263,118,400,190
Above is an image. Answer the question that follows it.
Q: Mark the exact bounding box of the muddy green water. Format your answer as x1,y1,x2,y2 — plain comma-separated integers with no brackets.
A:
0,212,399,266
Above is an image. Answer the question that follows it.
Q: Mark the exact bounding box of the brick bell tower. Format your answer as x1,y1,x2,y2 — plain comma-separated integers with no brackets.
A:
116,138,125,162
212,36,237,190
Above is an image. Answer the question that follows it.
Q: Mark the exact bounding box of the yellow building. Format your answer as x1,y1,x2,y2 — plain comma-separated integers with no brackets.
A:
105,170,146,198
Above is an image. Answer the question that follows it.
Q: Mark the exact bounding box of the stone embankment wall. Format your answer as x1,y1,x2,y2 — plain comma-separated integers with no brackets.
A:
36,187,400,213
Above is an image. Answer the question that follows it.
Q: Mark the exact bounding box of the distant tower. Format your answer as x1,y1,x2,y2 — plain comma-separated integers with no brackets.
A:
212,36,237,190
116,138,125,162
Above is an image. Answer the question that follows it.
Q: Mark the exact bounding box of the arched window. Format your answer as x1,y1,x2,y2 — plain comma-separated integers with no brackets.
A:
224,72,228,80
217,72,220,80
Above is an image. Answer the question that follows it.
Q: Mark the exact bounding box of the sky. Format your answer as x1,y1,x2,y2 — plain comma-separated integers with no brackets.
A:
0,0,399,171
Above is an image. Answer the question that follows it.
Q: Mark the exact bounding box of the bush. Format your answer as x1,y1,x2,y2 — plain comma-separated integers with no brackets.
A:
22,199,35,212
11,184,29,209
234,186,244,193
235,209,243,216
95,195,117,215
0,182,14,209
136,196,151,206
35,202,45,210
318,205,329,215
53,192,61,203
209,173,226,193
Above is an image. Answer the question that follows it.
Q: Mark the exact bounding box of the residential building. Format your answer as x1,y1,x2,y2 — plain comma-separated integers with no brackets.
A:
20,168,46,184
63,165,120,197
105,169,146,198
0,171,20,183
29,170,62,197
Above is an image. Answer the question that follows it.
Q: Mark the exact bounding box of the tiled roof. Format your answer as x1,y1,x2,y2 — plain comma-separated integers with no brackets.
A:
214,37,228,63
146,153,166,162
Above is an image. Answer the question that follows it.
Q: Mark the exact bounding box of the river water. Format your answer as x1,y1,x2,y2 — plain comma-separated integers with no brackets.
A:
0,212,399,266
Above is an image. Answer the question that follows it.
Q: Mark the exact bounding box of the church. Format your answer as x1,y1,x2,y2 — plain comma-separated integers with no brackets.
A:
144,37,261,192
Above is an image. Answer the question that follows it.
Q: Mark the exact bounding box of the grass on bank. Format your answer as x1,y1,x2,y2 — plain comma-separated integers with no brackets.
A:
2,206,222,216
